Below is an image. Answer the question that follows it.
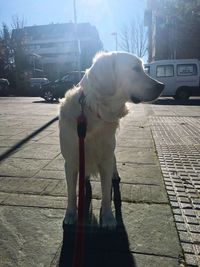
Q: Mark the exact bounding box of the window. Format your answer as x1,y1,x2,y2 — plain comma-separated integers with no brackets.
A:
156,65,174,77
177,64,197,76
40,43,57,48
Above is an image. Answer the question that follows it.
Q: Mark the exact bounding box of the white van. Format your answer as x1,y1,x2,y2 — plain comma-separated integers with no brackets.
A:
145,59,200,100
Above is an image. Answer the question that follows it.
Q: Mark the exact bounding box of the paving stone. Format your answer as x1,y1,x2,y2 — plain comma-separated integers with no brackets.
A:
183,209,196,217
176,223,187,232
33,170,65,180
11,143,60,160
0,192,9,204
174,215,185,223
116,163,164,186
186,216,199,225
120,203,182,258
2,193,67,209
0,158,50,178
184,253,199,266
133,253,180,267
173,209,182,215
116,137,153,148
115,146,158,165
35,136,59,145
88,201,182,259
43,158,64,171
0,177,52,195
191,233,200,243
42,180,63,195
189,224,200,234
181,242,196,254
0,206,63,267
90,181,168,204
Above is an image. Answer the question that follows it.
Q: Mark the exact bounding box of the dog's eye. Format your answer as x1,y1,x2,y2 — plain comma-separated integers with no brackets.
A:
132,66,141,72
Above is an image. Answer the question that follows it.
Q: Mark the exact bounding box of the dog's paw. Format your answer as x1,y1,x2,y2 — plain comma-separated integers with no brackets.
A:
63,211,77,225
101,211,117,229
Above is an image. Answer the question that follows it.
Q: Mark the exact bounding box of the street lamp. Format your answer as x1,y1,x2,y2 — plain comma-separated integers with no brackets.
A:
111,32,118,51
73,0,81,79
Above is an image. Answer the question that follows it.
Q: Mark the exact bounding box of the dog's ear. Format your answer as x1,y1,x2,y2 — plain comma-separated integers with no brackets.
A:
87,52,117,96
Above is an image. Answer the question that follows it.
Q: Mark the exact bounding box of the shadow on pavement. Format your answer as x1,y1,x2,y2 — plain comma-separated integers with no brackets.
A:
152,97,200,106
32,100,59,104
58,179,136,267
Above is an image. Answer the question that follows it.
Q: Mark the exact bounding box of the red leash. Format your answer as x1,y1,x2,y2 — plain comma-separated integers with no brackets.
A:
72,94,87,267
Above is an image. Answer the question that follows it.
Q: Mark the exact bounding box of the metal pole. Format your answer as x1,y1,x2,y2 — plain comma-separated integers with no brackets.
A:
73,0,77,24
111,32,118,51
115,33,118,51
73,0,81,80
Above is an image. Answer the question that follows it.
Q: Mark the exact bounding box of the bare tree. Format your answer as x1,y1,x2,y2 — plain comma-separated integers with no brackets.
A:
11,15,26,29
11,15,29,95
120,25,130,53
120,17,148,58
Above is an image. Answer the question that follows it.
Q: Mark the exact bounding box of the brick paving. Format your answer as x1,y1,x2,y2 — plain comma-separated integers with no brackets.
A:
151,116,200,267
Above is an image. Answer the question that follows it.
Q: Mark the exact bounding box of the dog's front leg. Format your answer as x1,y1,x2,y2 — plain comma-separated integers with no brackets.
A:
64,161,78,225
99,160,117,228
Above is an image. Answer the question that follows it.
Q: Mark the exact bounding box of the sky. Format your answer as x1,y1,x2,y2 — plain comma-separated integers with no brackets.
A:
0,0,146,51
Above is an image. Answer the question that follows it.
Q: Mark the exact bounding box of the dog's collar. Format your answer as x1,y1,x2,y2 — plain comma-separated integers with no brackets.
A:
78,90,101,119
79,91,86,113
78,91,120,122
78,90,121,123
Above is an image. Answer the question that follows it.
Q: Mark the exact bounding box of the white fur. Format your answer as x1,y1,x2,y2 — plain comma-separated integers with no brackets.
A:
59,51,163,228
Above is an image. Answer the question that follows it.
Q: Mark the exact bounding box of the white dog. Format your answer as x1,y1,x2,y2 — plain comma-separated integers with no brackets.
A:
59,51,164,228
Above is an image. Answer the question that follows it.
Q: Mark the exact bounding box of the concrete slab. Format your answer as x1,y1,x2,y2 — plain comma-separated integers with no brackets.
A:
133,254,180,267
116,137,153,148
2,193,67,209
0,206,63,267
0,176,167,204
116,163,164,185
43,158,64,171
91,181,168,203
121,203,181,258
33,170,65,180
0,157,50,177
11,143,60,160
115,146,158,165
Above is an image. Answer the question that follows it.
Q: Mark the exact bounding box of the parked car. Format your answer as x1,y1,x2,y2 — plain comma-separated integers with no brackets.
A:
27,78,49,96
145,59,200,100
0,79,10,96
40,71,85,102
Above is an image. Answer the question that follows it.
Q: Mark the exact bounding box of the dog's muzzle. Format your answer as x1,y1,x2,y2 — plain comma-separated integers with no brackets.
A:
131,82,165,104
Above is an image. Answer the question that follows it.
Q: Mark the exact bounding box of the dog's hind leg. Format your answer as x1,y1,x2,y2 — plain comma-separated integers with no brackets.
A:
112,154,120,180
64,161,78,225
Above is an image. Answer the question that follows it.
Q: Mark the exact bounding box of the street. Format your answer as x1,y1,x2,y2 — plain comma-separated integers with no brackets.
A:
0,97,200,266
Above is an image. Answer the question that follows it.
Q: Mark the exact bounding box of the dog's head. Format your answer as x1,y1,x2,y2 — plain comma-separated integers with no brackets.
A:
80,51,164,104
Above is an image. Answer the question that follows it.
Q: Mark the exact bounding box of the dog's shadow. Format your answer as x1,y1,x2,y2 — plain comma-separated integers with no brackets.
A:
58,179,136,267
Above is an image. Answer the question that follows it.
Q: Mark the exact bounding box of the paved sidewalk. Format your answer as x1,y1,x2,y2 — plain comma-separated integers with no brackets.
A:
0,97,186,267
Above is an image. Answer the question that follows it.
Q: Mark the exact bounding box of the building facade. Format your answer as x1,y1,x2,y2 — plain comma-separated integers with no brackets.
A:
12,23,103,80
145,0,200,62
